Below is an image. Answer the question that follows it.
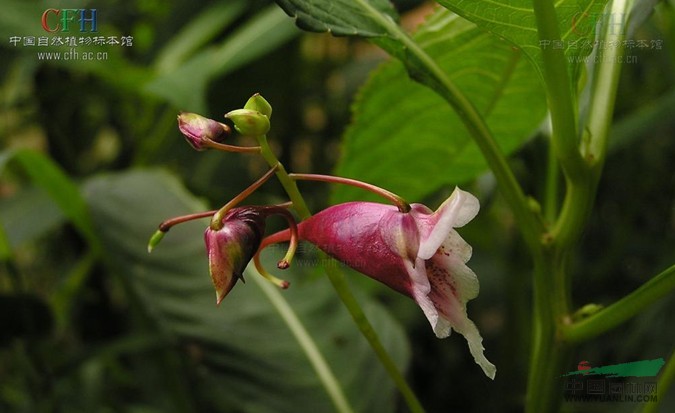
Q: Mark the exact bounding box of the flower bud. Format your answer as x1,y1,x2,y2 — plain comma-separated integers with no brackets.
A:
178,112,230,151
205,207,266,304
244,93,273,119
224,109,270,136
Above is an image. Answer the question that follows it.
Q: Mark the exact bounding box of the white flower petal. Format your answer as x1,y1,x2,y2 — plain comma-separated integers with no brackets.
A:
452,317,497,379
403,257,436,327
422,238,494,378
442,229,473,266
447,187,480,228
415,187,479,260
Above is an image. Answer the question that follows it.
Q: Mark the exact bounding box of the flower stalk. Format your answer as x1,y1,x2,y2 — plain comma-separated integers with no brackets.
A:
251,132,426,413
210,164,279,230
148,210,217,252
289,173,411,212
202,139,261,153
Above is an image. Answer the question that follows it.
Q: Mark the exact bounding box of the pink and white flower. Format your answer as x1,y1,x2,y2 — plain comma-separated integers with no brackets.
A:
262,187,496,378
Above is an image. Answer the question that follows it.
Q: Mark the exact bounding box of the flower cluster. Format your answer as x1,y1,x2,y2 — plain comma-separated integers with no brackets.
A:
149,94,495,378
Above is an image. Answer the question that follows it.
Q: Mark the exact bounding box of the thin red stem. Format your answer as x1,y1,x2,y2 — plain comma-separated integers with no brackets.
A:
289,173,410,212
158,210,217,232
204,139,261,153
210,164,279,230
252,203,297,288
268,207,298,269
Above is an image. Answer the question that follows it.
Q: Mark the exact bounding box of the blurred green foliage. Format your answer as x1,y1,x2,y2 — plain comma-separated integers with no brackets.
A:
1,0,674,412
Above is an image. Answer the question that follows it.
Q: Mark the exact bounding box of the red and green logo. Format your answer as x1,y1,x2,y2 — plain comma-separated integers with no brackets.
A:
563,358,665,378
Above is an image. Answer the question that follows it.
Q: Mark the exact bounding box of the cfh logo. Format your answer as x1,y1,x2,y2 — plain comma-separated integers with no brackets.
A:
41,9,98,33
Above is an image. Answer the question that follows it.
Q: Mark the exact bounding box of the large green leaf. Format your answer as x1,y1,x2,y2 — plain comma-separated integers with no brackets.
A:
0,149,100,333
0,186,65,251
0,0,43,39
332,11,546,203
274,0,398,36
82,169,409,413
437,0,609,81
0,149,98,250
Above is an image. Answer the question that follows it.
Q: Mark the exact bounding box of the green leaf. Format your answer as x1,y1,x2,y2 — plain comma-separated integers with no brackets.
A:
436,0,609,81
332,11,546,203
0,224,11,262
0,0,43,39
82,169,409,413
274,0,398,36
0,186,65,251
0,149,99,251
145,5,299,112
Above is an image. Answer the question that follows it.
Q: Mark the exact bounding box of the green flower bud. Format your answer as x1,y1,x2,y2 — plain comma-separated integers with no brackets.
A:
225,109,270,136
244,93,273,119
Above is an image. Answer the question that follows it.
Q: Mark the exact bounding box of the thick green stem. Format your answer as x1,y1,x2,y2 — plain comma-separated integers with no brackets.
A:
642,348,675,413
552,0,633,248
549,176,597,249
532,0,588,183
256,134,425,413
257,135,310,218
582,0,632,165
526,250,572,412
563,264,675,343
353,0,544,255
527,2,638,411
543,140,560,223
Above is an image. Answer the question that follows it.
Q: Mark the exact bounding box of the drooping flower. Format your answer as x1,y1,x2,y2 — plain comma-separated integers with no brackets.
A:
261,187,496,378
205,207,268,304
178,112,230,151
205,204,297,304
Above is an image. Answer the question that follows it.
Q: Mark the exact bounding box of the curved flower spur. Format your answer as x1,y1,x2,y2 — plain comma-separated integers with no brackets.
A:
261,187,496,379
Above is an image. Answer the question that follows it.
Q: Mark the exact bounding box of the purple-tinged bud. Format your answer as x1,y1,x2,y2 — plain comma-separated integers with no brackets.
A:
178,112,230,151
205,207,267,304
